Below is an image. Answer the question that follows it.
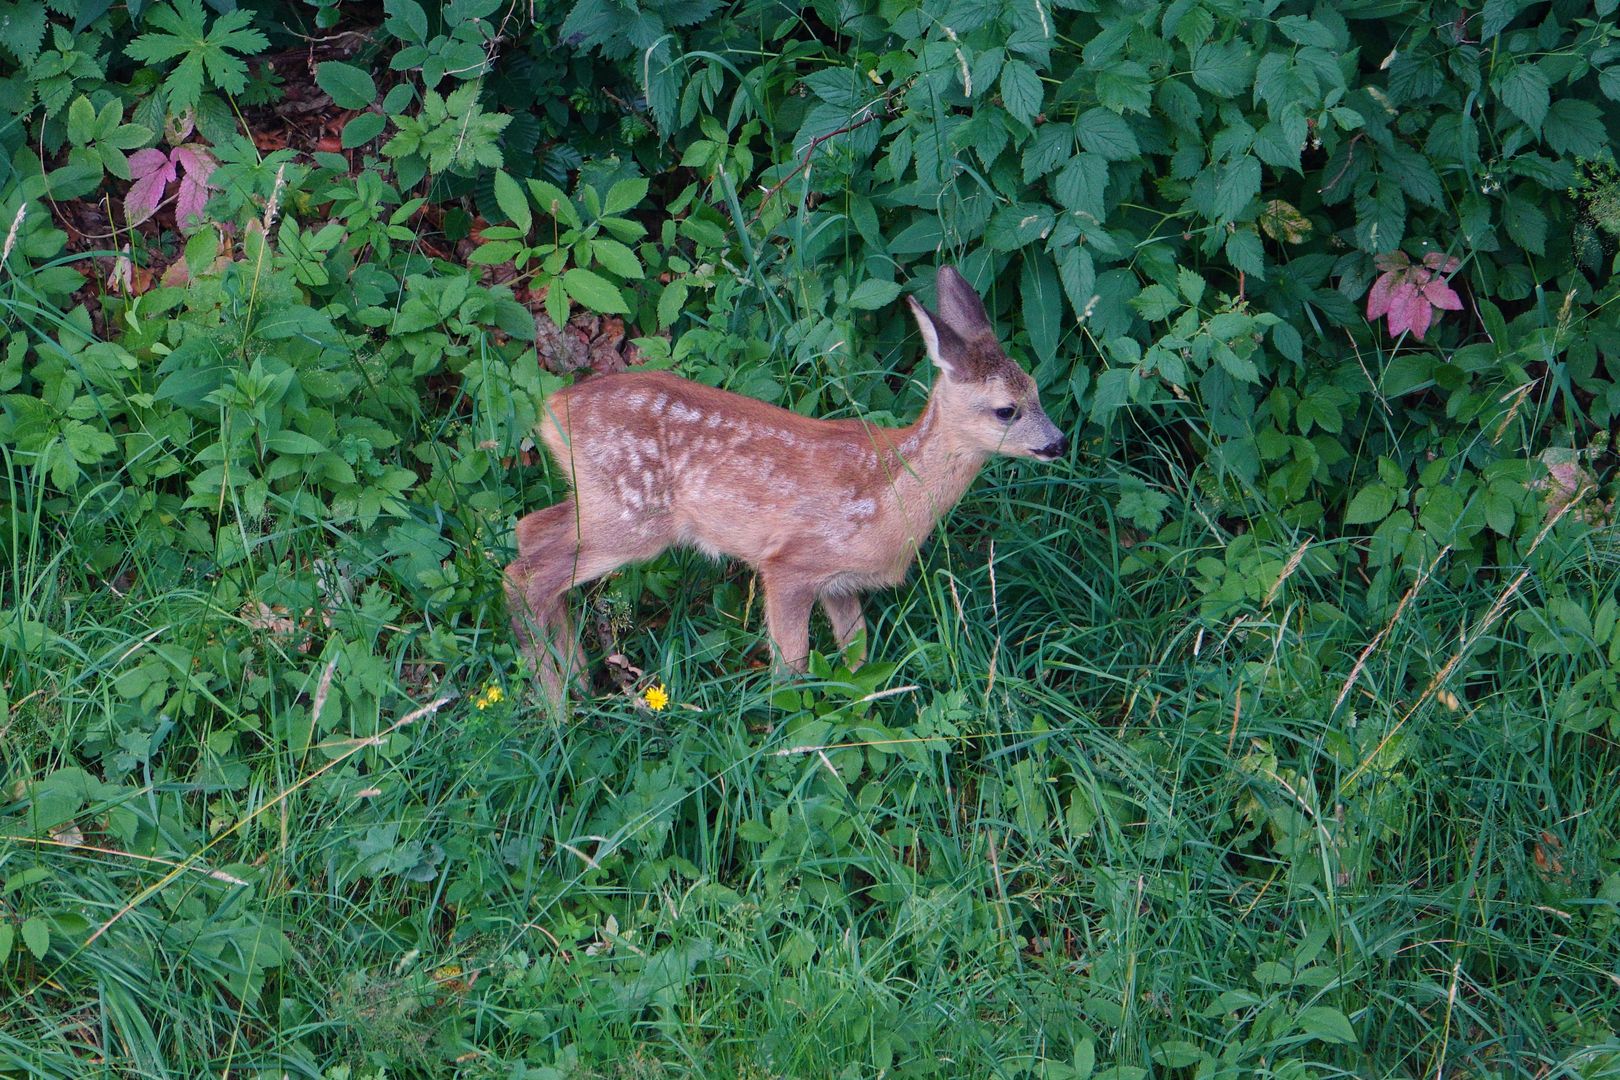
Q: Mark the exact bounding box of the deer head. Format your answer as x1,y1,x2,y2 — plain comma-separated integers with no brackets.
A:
906,267,1069,462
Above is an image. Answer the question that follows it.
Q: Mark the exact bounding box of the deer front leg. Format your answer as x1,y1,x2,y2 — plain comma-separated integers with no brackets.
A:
762,567,817,674
819,592,866,668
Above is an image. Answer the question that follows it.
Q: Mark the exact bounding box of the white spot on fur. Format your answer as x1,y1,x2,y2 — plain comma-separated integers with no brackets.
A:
847,497,876,521
668,402,702,423
651,394,667,414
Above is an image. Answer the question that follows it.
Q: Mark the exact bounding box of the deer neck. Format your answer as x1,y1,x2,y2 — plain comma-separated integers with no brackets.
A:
883,388,988,536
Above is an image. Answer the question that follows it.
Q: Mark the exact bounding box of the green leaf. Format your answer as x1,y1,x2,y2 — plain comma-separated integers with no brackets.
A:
1496,64,1549,131
657,279,689,329
1129,284,1179,321
316,61,377,110
1021,252,1060,365
0,922,11,966
1000,60,1043,127
20,916,48,960
1054,152,1108,216
1075,108,1138,160
493,171,532,233
341,112,387,148
1177,267,1206,307
1542,99,1605,157
604,177,649,216
1191,41,1253,97
590,236,642,278
1344,483,1397,525
1211,156,1261,221
1297,1006,1357,1045
847,279,903,310
528,179,580,227
562,267,630,314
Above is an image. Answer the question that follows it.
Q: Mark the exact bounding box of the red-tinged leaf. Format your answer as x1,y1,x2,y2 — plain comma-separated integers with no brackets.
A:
172,145,217,227
1373,251,1409,272
125,148,176,224
1408,298,1433,339
127,147,174,182
1424,279,1463,310
1422,252,1460,273
1366,270,1399,320
1385,280,1423,336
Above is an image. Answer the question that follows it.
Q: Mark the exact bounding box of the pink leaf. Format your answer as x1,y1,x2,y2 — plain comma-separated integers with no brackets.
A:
127,148,175,183
124,149,177,225
171,146,218,228
1385,280,1424,337
1407,296,1433,340
1423,278,1463,311
1422,252,1460,273
1367,270,1401,321
1373,251,1410,273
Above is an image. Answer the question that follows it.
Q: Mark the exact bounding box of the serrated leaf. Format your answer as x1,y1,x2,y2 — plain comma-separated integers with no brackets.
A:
590,236,642,278
657,279,688,329
562,267,630,314
1191,41,1253,97
604,177,649,216
1495,64,1549,131
493,171,531,232
1344,483,1396,525
1211,156,1260,221
1054,152,1108,216
316,61,377,109
527,179,580,227
1000,60,1043,127
1075,108,1138,160
1543,99,1605,157
1177,267,1206,306
0,923,12,967
847,279,902,310
20,917,48,960
1129,283,1179,321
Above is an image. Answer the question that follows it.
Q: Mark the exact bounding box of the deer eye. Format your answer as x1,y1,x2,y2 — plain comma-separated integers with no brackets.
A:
994,405,1019,422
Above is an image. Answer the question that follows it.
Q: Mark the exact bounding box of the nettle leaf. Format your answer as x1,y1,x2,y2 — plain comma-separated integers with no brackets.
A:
1129,283,1179,321
1496,63,1549,131
1542,99,1605,157
1211,156,1260,221
0,0,47,63
1075,108,1138,160
1000,60,1043,127
1053,152,1108,216
985,202,1055,251
1190,41,1253,98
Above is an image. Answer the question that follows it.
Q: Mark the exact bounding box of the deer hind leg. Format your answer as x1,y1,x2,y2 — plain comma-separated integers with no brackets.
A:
506,498,649,703
819,592,867,668
761,564,818,674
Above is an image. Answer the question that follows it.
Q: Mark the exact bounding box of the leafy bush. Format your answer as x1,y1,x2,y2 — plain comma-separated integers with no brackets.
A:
1,0,1618,1075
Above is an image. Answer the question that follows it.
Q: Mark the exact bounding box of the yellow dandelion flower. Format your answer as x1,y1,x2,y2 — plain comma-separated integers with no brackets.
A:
475,698,488,710
487,686,503,704
643,683,669,712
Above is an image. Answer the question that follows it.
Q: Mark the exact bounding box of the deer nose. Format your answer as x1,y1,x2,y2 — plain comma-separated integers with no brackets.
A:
1036,434,1069,459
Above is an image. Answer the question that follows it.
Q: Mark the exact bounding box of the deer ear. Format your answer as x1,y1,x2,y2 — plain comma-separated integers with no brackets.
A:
908,294,966,381
935,266,993,338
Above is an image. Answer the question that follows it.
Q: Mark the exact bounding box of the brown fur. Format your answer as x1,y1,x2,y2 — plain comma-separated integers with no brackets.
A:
506,267,1067,703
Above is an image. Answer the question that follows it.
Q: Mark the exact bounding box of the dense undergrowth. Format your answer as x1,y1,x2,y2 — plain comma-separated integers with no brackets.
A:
2,0,1619,1075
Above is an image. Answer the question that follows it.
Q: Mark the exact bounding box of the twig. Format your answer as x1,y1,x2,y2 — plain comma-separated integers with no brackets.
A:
751,109,882,221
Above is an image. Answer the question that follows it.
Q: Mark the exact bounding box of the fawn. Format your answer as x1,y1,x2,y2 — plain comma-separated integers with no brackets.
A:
506,265,1068,702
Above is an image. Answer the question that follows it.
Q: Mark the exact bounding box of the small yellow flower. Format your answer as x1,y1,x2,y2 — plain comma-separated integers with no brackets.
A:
486,685,503,704
475,698,488,710
642,683,669,712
